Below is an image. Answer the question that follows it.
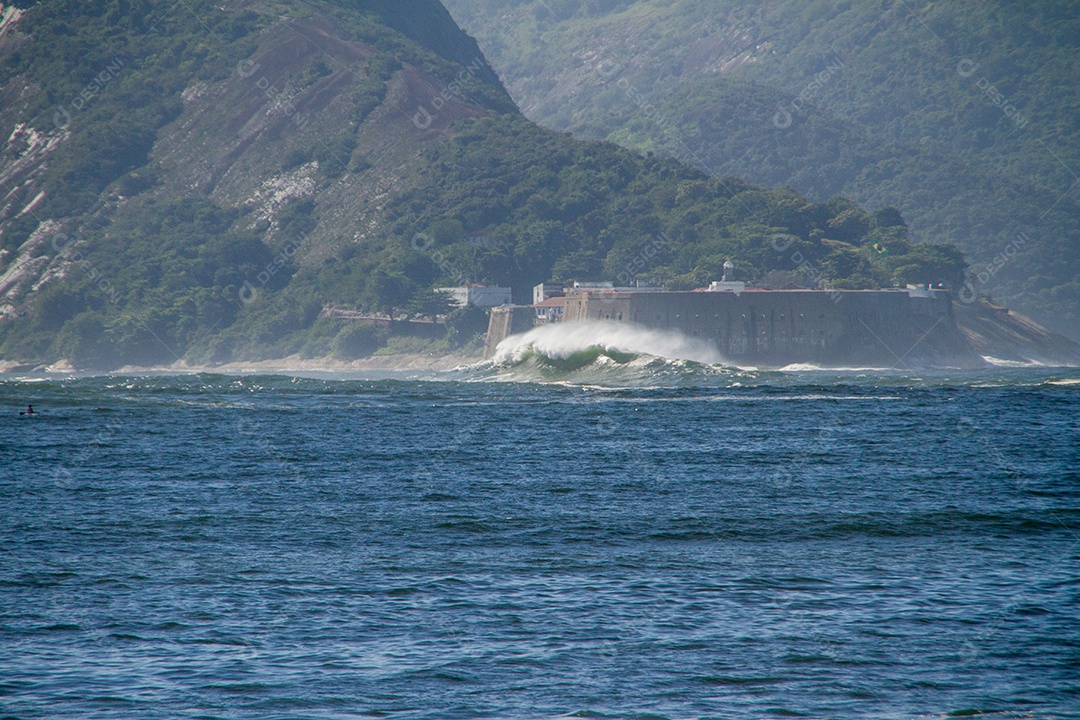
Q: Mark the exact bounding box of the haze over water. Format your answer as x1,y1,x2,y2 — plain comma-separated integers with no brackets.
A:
2,359,1079,719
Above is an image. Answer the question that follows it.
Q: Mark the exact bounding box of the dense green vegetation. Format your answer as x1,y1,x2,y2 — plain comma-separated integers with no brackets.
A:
381,114,963,296
0,0,261,227
0,0,510,232
0,0,514,366
603,75,1080,333
443,0,1080,339
0,0,972,368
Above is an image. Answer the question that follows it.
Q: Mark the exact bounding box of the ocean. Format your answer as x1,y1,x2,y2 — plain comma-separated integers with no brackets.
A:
2,353,1079,719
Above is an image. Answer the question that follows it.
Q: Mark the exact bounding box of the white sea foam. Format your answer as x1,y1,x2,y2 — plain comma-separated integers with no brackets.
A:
778,363,881,372
492,321,725,365
982,355,1039,367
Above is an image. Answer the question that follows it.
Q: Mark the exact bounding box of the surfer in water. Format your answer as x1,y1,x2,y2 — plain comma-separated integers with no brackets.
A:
21,404,33,416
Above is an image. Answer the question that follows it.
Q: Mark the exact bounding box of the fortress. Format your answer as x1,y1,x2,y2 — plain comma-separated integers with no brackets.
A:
486,285,985,368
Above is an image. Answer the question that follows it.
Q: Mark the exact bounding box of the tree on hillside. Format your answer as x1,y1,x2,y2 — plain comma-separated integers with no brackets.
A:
408,288,457,321
364,271,411,318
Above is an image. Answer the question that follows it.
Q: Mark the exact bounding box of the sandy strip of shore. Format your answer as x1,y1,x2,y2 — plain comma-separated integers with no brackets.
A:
159,352,484,374
1,353,485,376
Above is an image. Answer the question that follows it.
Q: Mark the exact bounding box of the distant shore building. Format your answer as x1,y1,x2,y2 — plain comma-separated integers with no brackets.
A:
569,281,614,293
533,283,565,305
534,296,567,323
438,285,512,307
707,260,745,293
707,280,745,293
486,283,981,368
567,281,665,295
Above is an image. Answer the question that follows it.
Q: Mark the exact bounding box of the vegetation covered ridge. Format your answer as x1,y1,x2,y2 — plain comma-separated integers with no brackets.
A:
0,0,970,369
443,0,1080,340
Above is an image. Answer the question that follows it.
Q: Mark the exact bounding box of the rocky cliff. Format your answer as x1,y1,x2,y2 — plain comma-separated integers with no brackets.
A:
955,301,1080,366
0,0,513,320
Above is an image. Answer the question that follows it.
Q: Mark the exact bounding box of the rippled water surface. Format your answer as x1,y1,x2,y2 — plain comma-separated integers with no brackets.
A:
1,365,1078,719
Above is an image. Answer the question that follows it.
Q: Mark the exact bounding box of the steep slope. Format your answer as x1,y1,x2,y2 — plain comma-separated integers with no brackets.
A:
955,302,1080,367
0,0,515,366
442,0,1080,340
1,0,1071,371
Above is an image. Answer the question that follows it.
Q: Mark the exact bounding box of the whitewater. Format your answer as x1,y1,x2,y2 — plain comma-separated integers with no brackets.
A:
2,342,1078,720
492,320,727,365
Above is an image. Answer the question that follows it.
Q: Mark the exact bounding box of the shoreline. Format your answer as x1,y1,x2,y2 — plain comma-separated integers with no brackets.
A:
0,352,486,377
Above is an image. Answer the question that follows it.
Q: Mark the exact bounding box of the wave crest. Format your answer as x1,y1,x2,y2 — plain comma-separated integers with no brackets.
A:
493,321,726,366
482,321,742,385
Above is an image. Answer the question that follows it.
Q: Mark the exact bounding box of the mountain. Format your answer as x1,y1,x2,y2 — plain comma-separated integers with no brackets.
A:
1,0,988,370
0,0,1074,371
0,0,517,367
441,0,1080,341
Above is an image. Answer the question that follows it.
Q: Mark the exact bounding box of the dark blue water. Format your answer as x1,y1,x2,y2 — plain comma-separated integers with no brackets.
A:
2,365,1079,719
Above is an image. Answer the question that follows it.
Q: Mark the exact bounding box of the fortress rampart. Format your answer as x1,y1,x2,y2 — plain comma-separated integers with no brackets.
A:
487,288,985,368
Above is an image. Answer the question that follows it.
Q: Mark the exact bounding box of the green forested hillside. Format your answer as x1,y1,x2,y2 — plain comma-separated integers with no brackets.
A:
0,0,977,369
0,0,515,367
382,114,960,295
442,0,1080,339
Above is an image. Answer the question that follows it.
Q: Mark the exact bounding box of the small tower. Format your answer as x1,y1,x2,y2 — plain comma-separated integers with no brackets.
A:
707,260,745,293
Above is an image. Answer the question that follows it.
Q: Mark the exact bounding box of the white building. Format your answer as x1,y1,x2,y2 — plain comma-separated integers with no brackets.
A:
569,281,614,292
566,281,665,294
533,283,565,305
437,285,513,307
707,260,745,293
707,280,745,293
534,296,567,323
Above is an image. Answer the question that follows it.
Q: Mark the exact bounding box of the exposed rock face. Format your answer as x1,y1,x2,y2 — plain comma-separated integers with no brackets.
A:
955,302,1080,366
0,0,513,317
442,1,1080,342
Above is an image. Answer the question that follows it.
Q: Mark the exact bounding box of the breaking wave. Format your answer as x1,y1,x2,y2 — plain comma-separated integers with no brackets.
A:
486,321,740,385
493,321,726,366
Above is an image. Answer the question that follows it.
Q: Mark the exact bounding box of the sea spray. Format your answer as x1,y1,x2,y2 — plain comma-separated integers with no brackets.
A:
492,321,726,366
